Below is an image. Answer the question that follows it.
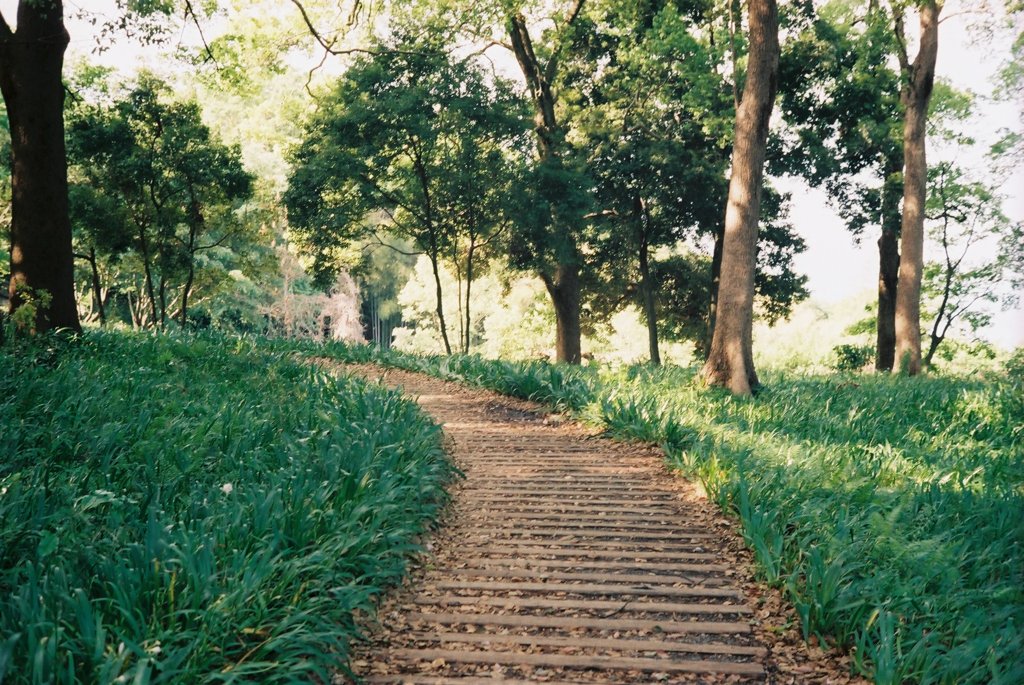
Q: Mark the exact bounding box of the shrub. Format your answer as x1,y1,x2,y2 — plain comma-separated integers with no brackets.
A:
831,343,874,371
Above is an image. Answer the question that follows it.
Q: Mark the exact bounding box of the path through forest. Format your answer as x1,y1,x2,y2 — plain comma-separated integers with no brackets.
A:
342,366,862,684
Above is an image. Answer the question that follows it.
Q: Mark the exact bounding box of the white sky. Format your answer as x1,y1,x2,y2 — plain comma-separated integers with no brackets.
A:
2,0,1020,347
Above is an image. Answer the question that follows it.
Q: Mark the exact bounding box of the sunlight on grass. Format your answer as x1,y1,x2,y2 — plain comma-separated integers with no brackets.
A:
0,332,455,684
310,340,1023,685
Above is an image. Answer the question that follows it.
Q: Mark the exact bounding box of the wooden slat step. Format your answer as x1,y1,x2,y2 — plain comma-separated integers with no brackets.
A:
449,567,726,585
415,595,751,615
470,546,719,561
407,612,752,634
464,492,679,502
470,528,716,541
462,501,679,511
411,631,767,657
430,580,743,599
467,486,676,496
365,678,580,685
389,648,764,676
464,540,710,553
470,479,655,488
463,511,690,525
455,558,729,573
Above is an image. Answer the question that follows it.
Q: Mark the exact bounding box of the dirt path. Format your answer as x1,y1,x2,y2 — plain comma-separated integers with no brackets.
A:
343,366,862,685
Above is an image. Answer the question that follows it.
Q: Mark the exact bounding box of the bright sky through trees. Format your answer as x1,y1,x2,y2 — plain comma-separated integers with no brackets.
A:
4,0,1019,346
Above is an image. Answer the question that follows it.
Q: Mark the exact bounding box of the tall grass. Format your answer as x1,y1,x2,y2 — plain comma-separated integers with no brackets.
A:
312,343,1024,685
0,332,454,683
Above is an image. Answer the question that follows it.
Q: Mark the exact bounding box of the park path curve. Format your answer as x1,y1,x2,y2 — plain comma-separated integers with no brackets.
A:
341,365,858,685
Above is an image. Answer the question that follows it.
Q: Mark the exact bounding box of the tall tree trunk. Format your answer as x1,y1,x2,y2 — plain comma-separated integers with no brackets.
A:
703,223,726,359
464,237,476,355
875,158,902,371
894,1,940,376
428,251,452,355
635,196,660,366
0,2,80,333
158,273,168,327
86,248,105,325
542,265,582,364
179,198,202,328
180,262,195,328
137,224,159,327
700,0,779,396
509,11,585,364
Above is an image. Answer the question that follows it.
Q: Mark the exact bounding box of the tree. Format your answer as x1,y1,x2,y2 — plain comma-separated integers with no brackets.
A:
284,41,529,355
922,162,1020,366
66,78,254,329
893,0,941,375
0,1,80,332
505,2,593,364
777,1,904,371
701,0,780,396
573,3,731,365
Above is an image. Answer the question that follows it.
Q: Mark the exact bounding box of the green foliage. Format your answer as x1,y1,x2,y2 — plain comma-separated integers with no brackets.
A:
66,75,257,329
922,162,1020,365
318,344,1024,685
0,331,454,683
776,0,902,237
831,343,873,371
7,284,53,335
285,38,530,290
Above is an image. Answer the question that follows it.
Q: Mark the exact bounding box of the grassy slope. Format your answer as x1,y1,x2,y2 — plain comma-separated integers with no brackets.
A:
0,332,454,684
313,342,1023,685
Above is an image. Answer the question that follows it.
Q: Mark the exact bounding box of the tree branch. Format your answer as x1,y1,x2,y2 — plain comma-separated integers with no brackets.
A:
289,0,419,58
892,6,911,76
184,0,217,65
542,0,587,87
366,229,423,257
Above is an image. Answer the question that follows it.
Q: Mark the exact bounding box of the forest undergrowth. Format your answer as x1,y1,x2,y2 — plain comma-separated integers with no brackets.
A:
0,331,454,684
311,340,1024,685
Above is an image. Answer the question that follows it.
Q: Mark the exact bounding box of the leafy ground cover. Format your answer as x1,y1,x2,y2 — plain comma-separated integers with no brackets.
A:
312,341,1024,685
0,332,454,684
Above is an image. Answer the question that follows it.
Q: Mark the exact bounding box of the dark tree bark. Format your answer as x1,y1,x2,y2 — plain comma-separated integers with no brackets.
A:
464,235,477,354
429,250,453,355
74,248,106,325
132,218,160,327
179,196,204,328
703,223,726,359
634,196,660,365
875,159,902,371
700,0,779,396
0,2,81,332
542,264,582,365
893,1,940,376
508,8,585,365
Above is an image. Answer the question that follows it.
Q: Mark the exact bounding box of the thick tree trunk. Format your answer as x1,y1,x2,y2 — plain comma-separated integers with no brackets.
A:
542,265,582,364
509,11,585,364
875,160,902,371
894,1,940,376
700,0,779,396
0,2,80,333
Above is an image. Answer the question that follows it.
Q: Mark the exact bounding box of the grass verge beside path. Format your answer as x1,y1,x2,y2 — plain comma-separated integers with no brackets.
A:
308,341,1024,685
0,332,455,684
